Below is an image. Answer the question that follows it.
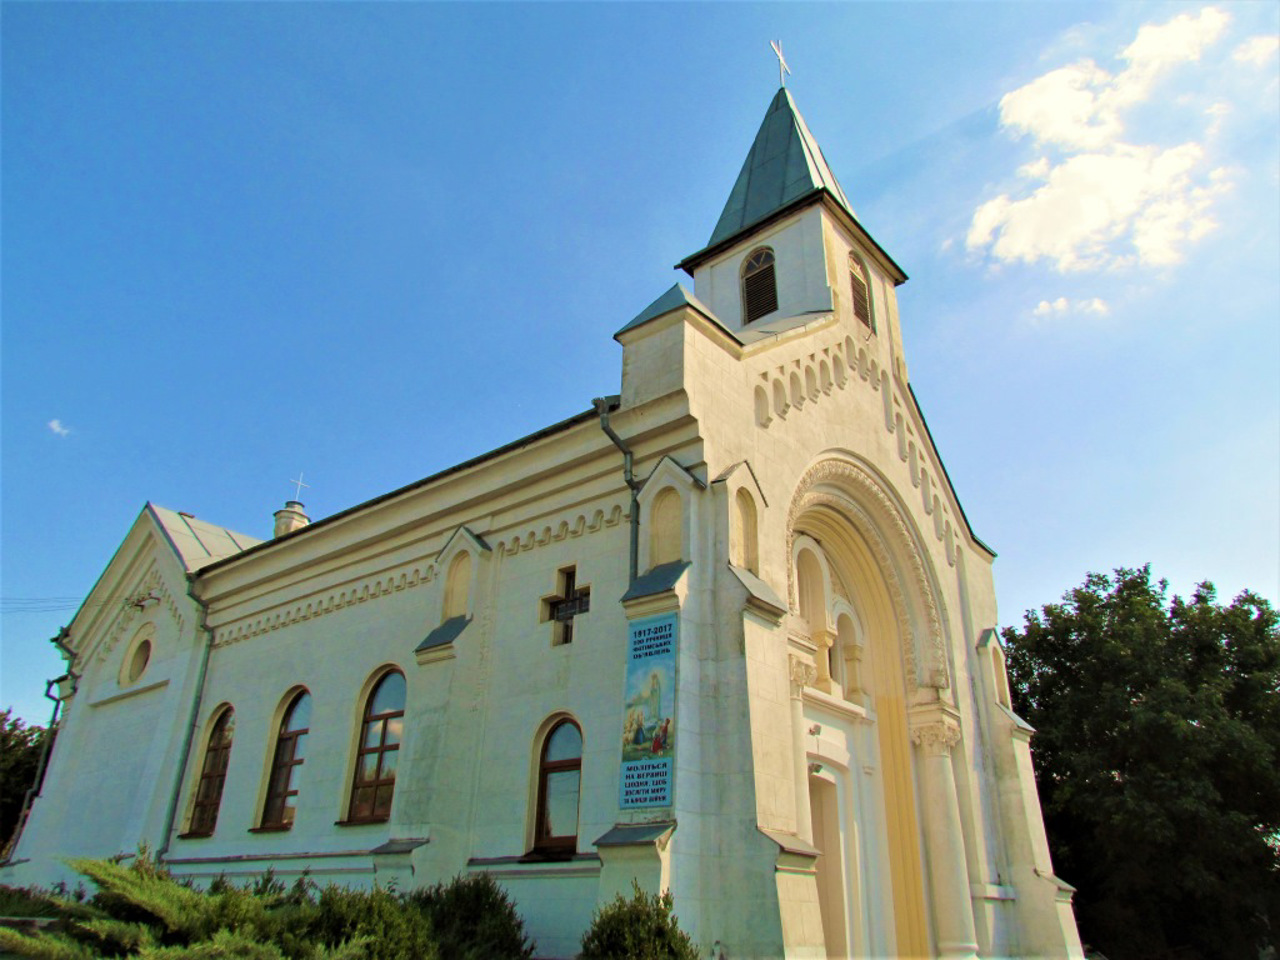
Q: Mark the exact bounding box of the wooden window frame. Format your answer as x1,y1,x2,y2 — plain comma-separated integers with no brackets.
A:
534,719,582,854
184,706,234,838
346,671,406,824
742,247,778,323
260,691,310,830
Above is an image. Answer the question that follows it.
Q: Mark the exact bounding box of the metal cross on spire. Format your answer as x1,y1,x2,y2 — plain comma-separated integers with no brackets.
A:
290,472,310,502
770,40,791,87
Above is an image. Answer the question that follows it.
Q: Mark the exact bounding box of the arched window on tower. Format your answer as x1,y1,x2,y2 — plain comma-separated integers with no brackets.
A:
849,254,874,332
187,706,235,837
534,719,582,854
261,690,311,829
348,670,406,822
742,247,778,323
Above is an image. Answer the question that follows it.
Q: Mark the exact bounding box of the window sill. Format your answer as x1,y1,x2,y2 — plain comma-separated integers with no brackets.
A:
249,824,292,834
176,831,213,841
467,851,600,880
519,848,578,863
334,817,390,828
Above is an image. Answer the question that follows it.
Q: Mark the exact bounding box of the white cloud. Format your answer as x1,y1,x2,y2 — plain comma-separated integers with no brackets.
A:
48,419,72,437
1232,35,1279,66
967,6,1238,273
1031,297,1110,320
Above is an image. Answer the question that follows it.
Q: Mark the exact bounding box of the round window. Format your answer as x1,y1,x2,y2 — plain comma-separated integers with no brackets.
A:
127,638,152,683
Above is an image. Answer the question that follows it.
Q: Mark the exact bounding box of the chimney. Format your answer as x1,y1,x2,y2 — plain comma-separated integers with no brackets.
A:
273,500,310,538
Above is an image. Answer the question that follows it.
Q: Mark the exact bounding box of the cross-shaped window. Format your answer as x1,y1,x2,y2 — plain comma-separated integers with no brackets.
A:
545,567,590,646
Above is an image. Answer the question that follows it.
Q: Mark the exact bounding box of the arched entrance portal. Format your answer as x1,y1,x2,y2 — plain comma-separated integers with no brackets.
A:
789,459,943,958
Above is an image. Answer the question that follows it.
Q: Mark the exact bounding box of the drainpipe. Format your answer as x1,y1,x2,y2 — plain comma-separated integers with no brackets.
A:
156,575,215,865
2,656,73,862
594,396,641,583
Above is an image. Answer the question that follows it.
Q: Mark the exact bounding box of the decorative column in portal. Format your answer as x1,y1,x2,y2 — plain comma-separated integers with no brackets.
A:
911,713,980,959
788,654,816,842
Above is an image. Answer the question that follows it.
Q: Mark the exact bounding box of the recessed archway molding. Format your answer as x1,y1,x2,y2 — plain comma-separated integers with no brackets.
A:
786,456,949,691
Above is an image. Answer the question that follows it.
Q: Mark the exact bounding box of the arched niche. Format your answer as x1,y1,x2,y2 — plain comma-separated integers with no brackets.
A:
732,487,760,575
443,552,471,620
433,525,491,626
649,488,683,567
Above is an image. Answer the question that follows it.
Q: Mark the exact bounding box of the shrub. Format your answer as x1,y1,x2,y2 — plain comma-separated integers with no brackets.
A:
0,884,62,918
578,882,697,960
308,885,434,960
404,873,534,960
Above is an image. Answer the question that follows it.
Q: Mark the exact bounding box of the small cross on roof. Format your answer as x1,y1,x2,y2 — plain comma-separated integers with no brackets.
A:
771,40,791,87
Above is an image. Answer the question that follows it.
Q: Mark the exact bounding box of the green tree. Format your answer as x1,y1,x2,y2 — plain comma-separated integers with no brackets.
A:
1004,565,1280,960
1,708,50,851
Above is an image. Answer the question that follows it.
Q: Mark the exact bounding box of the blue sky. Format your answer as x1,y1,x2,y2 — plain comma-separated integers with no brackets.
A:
3,2,1278,725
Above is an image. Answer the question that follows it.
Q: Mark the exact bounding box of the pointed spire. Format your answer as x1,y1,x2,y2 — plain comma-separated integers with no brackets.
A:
707,88,855,248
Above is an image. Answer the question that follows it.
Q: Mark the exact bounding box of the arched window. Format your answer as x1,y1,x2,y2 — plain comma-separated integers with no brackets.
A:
742,247,778,323
535,719,582,853
261,690,311,829
348,670,406,822
188,706,235,836
849,255,874,331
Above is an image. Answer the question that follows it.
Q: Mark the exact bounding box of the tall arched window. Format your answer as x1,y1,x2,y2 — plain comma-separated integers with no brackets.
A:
742,247,778,323
849,255,874,331
535,719,582,853
348,670,406,822
187,706,235,836
261,690,311,829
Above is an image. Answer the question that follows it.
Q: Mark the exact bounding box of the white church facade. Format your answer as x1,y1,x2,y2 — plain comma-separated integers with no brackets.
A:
3,88,1083,960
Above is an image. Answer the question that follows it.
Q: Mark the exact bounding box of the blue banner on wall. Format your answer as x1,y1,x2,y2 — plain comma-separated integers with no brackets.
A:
619,613,677,808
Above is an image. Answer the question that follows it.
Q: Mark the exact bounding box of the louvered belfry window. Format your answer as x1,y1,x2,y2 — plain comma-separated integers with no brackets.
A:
850,256,873,330
742,248,778,323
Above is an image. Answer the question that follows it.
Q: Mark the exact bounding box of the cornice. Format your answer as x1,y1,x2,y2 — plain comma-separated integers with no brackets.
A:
210,500,628,648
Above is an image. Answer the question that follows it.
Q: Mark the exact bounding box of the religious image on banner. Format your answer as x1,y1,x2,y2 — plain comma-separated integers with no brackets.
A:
619,613,677,808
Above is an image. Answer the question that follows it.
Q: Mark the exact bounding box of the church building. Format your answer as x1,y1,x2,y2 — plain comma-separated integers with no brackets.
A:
3,87,1083,959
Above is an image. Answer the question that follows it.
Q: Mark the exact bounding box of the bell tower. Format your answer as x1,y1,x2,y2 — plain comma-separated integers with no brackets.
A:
677,87,912,384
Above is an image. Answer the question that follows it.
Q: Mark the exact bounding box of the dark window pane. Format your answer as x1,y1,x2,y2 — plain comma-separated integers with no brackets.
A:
352,787,374,819
543,770,580,839
378,748,398,781
284,693,311,733
383,716,403,746
545,723,581,762
373,786,393,818
370,672,406,716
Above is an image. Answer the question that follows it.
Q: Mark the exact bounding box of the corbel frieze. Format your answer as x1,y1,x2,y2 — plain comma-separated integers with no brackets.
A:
212,563,438,648
493,501,626,557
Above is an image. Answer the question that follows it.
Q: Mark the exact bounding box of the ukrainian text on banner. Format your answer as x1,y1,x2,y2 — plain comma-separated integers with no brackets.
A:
619,613,677,808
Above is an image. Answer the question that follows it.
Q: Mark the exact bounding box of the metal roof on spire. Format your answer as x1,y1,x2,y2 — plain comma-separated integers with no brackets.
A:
706,87,855,249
